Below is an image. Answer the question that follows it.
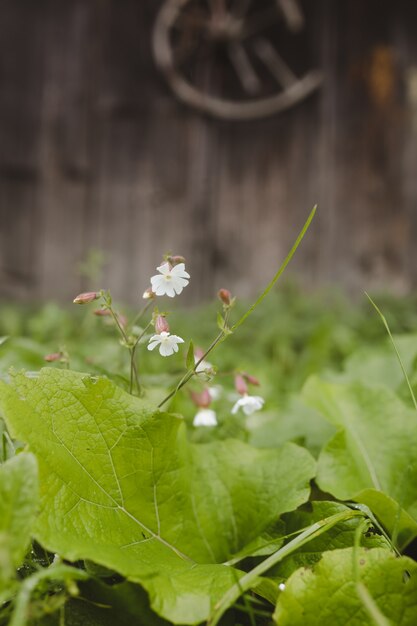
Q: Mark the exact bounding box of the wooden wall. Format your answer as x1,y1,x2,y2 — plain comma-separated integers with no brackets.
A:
1,0,417,304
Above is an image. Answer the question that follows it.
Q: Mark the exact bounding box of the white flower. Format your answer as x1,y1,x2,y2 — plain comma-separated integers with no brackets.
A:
150,262,190,298
193,409,218,427
208,385,222,401
147,331,184,357
231,394,265,415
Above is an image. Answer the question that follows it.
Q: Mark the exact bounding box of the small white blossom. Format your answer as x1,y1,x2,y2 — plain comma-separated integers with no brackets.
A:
193,409,218,427
147,331,184,357
208,385,222,401
279,583,286,592
150,262,190,298
231,394,265,415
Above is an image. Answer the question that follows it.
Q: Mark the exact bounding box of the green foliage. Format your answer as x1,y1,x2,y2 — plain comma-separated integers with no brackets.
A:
304,378,417,549
272,501,390,580
2,282,417,624
274,548,417,626
0,368,315,624
0,454,38,573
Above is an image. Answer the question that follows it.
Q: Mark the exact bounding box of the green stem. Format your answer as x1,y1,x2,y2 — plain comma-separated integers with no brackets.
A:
208,508,366,626
131,299,153,329
130,320,154,395
159,207,316,409
230,205,316,333
158,309,232,408
9,564,89,626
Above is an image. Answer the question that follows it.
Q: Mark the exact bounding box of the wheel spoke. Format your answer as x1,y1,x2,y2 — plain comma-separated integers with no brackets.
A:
276,0,304,32
253,37,297,87
228,42,261,95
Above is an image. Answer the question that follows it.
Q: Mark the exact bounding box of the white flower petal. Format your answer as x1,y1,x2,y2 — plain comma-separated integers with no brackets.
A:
156,262,171,275
164,285,177,298
193,409,218,427
150,276,167,295
231,394,264,416
147,340,160,351
170,335,184,344
171,263,190,279
208,386,222,400
159,342,174,356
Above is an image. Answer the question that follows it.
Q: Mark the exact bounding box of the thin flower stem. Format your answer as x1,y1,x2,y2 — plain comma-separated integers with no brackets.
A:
104,303,141,395
131,299,153,329
106,306,130,344
158,309,231,408
230,205,316,333
130,320,154,395
158,207,316,409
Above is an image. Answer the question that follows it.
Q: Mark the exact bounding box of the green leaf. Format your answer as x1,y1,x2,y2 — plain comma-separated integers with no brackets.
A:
340,334,417,392
0,453,38,573
304,377,417,548
247,395,335,458
0,368,315,624
273,501,389,580
274,547,417,626
185,340,195,370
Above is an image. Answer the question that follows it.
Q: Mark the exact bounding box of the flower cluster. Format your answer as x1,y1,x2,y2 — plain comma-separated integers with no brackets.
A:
73,256,265,426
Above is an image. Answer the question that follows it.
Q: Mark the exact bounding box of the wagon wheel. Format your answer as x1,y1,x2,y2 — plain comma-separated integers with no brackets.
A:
152,0,323,121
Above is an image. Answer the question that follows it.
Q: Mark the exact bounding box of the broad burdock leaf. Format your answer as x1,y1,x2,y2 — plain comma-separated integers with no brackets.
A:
0,368,315,624
0,453,38,574
274,547,417,626
304,377,417,548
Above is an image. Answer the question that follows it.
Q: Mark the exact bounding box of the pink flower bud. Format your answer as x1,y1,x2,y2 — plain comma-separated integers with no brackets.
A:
190,388,212,408
194,347,205,361
235,374,248,396
167,255,186,266
242,372,260,386
44,352,62,362
218,289,232,306
143,287,156,300
93,308,111,316
155,315,170,334
73,291,100,305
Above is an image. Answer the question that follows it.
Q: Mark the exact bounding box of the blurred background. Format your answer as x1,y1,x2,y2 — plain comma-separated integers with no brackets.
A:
1,0,417,305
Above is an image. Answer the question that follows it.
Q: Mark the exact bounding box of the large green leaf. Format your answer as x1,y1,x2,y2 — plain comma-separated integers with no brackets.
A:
304,377,417,548
274,547,417,625
0,453,38,574
0,368,315,624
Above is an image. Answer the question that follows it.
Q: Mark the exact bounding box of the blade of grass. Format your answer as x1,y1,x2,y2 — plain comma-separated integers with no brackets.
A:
208,507,366,626
353,520,392,626
365,292,417,412
231,205,317,333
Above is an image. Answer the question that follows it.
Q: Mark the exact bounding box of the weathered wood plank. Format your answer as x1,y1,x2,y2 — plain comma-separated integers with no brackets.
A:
0,0,417,304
